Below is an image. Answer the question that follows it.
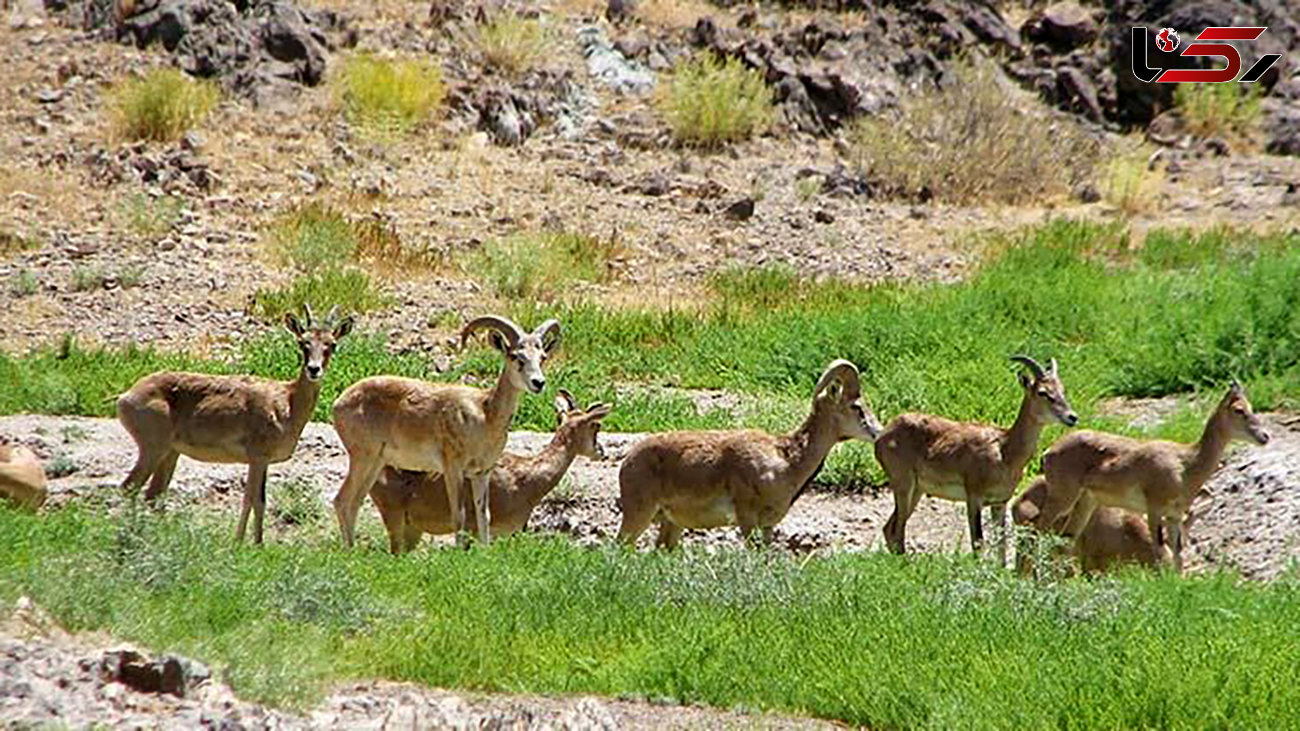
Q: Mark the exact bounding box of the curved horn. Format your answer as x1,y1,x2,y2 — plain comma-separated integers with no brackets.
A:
534,318,562,350
814,359,860,399
460,315,524,349
1010,355,1046,380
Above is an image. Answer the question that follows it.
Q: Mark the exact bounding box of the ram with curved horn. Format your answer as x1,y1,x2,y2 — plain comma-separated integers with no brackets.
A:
617,359,883,549
874,355,1078,560
116,304,355,543
331,315,561,547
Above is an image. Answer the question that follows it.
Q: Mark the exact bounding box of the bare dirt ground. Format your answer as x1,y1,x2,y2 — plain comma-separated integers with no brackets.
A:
1,1,1298,356
5,411,1299,579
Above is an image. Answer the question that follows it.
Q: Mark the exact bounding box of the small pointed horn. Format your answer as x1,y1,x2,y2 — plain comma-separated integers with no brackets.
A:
325,305,341,327
814,359,860,399
460,315,524,349
302,303,315,326
1010,355,1046,380
534,318,562,350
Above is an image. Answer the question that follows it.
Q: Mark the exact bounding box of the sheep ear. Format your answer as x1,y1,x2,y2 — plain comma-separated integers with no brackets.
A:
334,315,355,339
586,403,612,419
1018,372,1033,390
488,331,510,353
825,380,844,402
553,395,570,416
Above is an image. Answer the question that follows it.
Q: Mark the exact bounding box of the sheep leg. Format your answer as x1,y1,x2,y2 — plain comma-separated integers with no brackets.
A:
378,504,407,555
334,454,383,548
1166,517,1184,573
142,450,180,503
987,502,1008,567
883,469,918,554
236,462,268,544
965,492,985,553
655,520,683,550
1147,510,1167,569
470,472,491,545
443,465,469,548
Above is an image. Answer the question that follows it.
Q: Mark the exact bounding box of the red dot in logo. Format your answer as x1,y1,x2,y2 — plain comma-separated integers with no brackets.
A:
1155,27,1180,53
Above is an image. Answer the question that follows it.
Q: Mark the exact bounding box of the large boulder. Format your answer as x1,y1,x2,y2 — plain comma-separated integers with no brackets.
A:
1023,2,1098,51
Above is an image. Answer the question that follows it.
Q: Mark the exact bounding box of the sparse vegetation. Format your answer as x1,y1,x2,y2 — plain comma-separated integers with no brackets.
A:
1175,82,1261,144
264,203,360,273
851,59,1097,205
657,52,775,148
466,230,623,300
120,192,185,240
10,269,37,297
0,229,37,257
1101,141,1160,216
109,68,219,142
69,265,145,292
339,54,444,137
251,269,392,322
475,15,552,74
2,507,1299,726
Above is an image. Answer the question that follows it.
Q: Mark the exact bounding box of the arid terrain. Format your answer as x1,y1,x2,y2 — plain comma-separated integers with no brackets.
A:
4,0,1300,727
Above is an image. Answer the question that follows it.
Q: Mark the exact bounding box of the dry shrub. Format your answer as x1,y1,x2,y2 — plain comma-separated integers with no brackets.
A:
1174,83,1261,146
851,59,1099,205
657,52,775,148
476,15,552,75
340,54,444,137
110,68,219,142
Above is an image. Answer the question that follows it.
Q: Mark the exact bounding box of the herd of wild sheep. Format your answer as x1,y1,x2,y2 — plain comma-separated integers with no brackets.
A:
0,305,1271,574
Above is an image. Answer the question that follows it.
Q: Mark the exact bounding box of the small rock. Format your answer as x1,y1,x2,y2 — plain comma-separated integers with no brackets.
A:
1073,182,1101,203
813,209,834,224
36,88,63,104
1282,183,1300,207
1023,2,1097,50
723,197,755,221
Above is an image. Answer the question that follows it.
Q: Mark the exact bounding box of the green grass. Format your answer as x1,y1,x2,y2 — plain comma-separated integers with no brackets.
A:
110,68,219,142
10,268,37,297
5,221,1299,487
2,506,1298,727
851,58,1097,205
119,192,185,240
464,230,622,300
657,52,774,148
339,54,444,137
250,270,393,324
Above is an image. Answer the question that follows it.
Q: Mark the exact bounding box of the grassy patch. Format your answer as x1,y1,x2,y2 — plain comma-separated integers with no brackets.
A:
69,265,145,292
1175,82,1260,145
1101,139,1160,216
0,228,38,258
2,506,1299,726
464,230,622,300
119,192,185,240
475,15,552,75
254,203,411,321
250,270,392,322
851,59,1097,205
110,68,219,142
6,222,1300,487
657,52,774,148
339,54,444,137
10,269,37,297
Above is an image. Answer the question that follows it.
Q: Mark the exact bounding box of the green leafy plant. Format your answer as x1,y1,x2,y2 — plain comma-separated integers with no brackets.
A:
110,68,219,142
657,52,774,148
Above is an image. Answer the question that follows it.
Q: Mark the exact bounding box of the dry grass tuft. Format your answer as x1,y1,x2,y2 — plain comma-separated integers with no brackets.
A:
657,52,774,148
1174,83,1261,146
851,59,1098,205
475,15,553,75
339,54,445,137
110,68,219,142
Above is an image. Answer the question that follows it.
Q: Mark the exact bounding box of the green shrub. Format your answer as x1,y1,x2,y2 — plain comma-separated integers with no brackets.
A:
110,68,219,142
475,15,552,74
657,52,774,147
851,59,1097,205
120,192,185,240
467,230,622,300
1101,141,1159,216
340,54,444,137
264,203,358,274
1174,82,1260,143
251,269,391,322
